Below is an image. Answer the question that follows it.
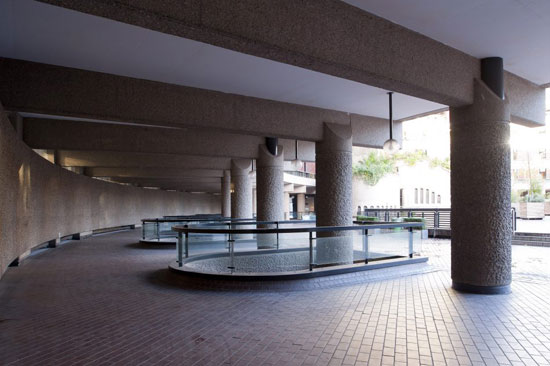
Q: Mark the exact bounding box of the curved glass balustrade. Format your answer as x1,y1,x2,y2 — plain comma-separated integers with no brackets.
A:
171,222,424,275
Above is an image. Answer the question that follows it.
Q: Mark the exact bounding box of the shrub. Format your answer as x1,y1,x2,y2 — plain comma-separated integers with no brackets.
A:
356,215,379,222
403,217,426,230
529,194,545,203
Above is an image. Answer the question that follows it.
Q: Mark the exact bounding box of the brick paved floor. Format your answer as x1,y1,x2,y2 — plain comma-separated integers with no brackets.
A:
1,229,549,366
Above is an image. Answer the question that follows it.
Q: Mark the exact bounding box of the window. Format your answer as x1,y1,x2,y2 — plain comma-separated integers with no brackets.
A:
414,188,418,204
420,189,424,204
437,195,441,204
426,189,430,204
431,192,435,204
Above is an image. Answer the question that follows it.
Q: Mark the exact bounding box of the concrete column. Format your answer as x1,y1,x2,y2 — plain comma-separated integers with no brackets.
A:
53,150,61,166
256,144,284,248
297,193,306,219
8,112,23,140
231,159,253,219
283,192,290,220
221,170,231,217
315,123,353,265
450,78,511,294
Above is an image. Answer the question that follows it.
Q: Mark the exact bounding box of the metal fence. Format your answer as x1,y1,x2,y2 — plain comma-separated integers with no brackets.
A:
358,207,517,232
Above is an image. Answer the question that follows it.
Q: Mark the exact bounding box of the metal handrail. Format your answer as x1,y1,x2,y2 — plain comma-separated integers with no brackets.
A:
358,207,516,232
173,222,422,234
172,222,422,270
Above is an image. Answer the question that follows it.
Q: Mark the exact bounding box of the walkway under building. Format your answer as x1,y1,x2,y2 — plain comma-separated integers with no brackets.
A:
1,230,549,366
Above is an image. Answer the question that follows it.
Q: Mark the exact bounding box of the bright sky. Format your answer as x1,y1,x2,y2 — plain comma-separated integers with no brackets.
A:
402,89,549,157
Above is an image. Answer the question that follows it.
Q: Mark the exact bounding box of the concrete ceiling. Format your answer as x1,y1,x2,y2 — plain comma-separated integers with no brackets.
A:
343,0,550,86
0,0,444,121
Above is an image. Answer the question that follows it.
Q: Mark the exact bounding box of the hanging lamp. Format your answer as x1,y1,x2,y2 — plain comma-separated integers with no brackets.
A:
383,92,400,153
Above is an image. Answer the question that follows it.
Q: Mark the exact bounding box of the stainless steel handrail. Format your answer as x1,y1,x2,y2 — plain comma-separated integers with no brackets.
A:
173,222,423,270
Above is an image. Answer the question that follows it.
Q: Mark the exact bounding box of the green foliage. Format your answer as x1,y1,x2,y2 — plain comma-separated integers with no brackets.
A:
353,152,396,186
529,194,545,203
529,178,543,196
353,149,450,186
429,157,450,170
403,217,426,230
356,215,379,222
395,150,427,166
546,191,550,200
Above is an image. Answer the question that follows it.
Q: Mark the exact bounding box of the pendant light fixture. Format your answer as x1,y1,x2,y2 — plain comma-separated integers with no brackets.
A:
383,92,400,153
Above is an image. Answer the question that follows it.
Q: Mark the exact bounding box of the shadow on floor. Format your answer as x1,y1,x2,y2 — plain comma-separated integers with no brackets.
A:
125,242,174,250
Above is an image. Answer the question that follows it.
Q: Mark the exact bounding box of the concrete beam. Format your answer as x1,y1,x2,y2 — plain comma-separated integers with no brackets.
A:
86,167,224,179
23,118,318,161
504,71,546,127
36,0,476,107
57,150,232,170
35,0,547,125
1,58,393,147
109,177,222,192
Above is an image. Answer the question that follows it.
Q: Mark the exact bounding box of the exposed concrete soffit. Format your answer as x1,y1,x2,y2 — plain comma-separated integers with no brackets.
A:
1,58,392,147
86,167,224,179
23,118,317,161
35,0,546,126
36,0,477,107
57,150,233,169
504,71,546,127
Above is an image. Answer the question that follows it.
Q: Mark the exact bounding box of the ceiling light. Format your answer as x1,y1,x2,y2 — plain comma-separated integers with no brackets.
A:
383,92,400,154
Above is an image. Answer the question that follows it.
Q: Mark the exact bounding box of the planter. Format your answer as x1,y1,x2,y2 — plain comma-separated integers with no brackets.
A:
421,229,428,239
518,202,545,219
545,201,550,216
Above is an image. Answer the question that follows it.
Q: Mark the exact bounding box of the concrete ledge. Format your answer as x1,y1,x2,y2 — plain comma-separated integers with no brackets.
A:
72,231,93,240
169,249,428,281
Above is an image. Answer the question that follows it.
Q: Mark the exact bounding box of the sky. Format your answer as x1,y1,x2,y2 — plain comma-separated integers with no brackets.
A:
401,89,549,158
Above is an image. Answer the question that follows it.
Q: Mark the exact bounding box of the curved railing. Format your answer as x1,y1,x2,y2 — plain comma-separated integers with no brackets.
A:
172,222,423,272
141,217,315,241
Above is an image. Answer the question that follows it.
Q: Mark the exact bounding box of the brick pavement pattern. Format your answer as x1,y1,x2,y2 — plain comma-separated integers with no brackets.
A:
1,230,549,366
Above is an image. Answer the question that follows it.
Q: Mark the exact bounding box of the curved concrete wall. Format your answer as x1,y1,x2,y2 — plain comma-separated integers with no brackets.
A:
0,104,220,277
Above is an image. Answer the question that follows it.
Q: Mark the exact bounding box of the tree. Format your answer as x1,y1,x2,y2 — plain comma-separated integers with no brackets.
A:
353,152,396,186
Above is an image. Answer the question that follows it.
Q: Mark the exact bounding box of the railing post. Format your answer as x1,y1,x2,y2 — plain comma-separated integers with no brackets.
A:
177,232,183,267
156,220,160,241
227,237,235,271
184,225,189,259
363,229,369,264
276,221,280,250
408,227,414,258
142,222,145,240
309,231,313,271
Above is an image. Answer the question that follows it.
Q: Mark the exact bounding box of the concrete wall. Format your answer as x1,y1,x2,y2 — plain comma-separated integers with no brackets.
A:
0,103,220,277
352,162,451,210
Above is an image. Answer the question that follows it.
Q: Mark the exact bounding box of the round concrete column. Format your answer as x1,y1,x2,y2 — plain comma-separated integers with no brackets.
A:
230,160,253,219
450,78,511,294
256,145,284,248
221,170,231,218
315,123,353,265
297,193,306,219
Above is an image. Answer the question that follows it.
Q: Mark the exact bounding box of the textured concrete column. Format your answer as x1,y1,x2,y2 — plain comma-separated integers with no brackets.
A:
297,193,306,219
221,170,231,218
256,145,284,248
7,112,23,140
315,123,353,265
450,79,512,294
230,159,253,219
283,192,290,220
